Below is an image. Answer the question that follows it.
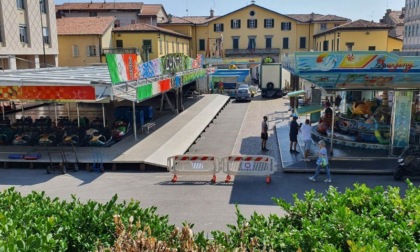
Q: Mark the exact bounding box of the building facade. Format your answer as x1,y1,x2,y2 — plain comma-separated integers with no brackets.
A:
55,3,168,27
403,0,420,52
111,23,191,62
160,4,349,62
0,0,58,70
57,17,115,67
313,20,400,52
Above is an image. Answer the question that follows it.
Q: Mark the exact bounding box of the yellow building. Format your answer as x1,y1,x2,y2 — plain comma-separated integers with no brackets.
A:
160,4,349,62
57,17,115,67
313,19,402,52
112,23,191,62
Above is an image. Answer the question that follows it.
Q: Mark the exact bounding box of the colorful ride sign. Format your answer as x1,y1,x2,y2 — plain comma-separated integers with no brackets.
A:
0,85,96,101
281,51,420,90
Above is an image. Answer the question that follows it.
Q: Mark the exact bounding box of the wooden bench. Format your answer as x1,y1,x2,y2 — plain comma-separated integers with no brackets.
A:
142,122,156,134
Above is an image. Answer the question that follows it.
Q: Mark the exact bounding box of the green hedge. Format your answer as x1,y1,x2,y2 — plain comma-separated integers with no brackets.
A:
0,182,419,251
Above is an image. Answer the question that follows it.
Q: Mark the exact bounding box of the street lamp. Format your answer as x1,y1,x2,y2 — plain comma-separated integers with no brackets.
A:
39,0,47,68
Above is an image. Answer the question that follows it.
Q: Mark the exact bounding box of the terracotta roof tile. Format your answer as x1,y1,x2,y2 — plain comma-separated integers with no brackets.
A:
285,13,349,22
57,16,115,35
140,4,163,16
113,23,191,38
56,2,143,11
337,19,392,29
178,16,219,24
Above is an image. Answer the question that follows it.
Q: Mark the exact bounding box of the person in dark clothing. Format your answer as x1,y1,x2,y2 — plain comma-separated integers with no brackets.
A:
289,116,301,154
325,102,333,118
335,95,342,108
261,116,269,151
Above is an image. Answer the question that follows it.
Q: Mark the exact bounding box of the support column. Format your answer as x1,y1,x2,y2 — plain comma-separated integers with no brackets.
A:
35,55,40,69
8,56,17,70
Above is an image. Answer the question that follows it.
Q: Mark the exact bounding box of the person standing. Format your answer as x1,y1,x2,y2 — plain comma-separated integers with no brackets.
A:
218,80,224,94
261,116,269,151
309,140,331,182
289,115,301,154
300,119,312,161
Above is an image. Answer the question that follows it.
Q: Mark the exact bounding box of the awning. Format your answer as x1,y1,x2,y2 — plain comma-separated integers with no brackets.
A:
281,51,420,91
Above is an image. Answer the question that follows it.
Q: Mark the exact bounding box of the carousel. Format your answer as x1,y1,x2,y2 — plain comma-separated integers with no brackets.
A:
282,51,420,154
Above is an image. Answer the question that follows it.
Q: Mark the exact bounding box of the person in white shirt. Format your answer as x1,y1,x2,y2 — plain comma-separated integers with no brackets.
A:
300,119,312,161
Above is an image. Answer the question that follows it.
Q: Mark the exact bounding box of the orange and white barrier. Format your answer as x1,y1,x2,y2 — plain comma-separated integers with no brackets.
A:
222,155,276,184
167,155,221,183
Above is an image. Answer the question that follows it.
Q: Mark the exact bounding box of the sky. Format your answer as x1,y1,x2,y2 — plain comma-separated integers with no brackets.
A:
55,0,405,22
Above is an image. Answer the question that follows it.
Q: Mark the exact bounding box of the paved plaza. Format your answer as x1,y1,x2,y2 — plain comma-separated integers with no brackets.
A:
0,94,419,235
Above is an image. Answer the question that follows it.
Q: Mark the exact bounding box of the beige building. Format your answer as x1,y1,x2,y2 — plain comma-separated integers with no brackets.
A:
160,4,349,62
55,2,168,27
0,0,58,70
56,16,114,67
313,19,400,52
403,0,420,52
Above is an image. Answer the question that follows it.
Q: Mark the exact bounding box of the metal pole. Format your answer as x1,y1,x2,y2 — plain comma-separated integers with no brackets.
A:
54,102,58,126
329,93,336,156
76,102,80,127
132,101,137,141
21,101,24,118
102,103,105,127
67,103,70,119
1,102,4,120
39,0,47,68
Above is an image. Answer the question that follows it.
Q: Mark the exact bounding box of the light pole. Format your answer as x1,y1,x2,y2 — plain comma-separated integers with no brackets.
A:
39,0,47,68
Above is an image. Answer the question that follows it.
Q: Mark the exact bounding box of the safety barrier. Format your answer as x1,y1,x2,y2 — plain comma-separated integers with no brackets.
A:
167,155,221,183
167,154,276,184
222,155,276,184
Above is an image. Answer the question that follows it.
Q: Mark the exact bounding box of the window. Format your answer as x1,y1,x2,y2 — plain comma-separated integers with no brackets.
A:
368,46,376,51
299,37,306,49
282,37,289,49
114,20,121,28
87,45,98,56
143,40,152,53
320,23,327,30
40,0,47,13
232,37,239,49
247,19,257,28
231,19,241,29
248,37,256,49
72,45,79,57
89,12,97,17
264,19,274,28
19,25,28,43
346,42,354,51
42,27,49,44
199,39,205,51
249,10,255,16
281,22,291,30
323,40,329,51
116,40,123,48
17,0,25,9
214,23,224,32
265,37,272,49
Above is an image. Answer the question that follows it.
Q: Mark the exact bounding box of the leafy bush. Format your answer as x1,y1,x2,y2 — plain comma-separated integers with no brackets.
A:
1,182,419,251
0,188,174,251
211,181,420,251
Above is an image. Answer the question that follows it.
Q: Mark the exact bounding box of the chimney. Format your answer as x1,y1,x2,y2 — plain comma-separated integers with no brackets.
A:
210,9,214,17
168,14,172,22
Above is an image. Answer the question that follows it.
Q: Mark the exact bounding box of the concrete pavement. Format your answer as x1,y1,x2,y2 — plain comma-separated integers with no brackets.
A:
1,94,419,236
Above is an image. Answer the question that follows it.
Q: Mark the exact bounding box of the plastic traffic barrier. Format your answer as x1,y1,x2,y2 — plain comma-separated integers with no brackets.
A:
167,155,221,183
222,155,276,184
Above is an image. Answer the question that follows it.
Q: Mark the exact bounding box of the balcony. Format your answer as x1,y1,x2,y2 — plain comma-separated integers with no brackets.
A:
224,48,280,57
102,48,140,55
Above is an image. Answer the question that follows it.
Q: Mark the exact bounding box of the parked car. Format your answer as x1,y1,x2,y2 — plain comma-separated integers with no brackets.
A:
235,87,252,102
238,84,256,97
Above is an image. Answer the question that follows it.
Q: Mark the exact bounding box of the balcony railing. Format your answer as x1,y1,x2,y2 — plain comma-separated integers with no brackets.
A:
224,48,280,56
102,48,140,55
